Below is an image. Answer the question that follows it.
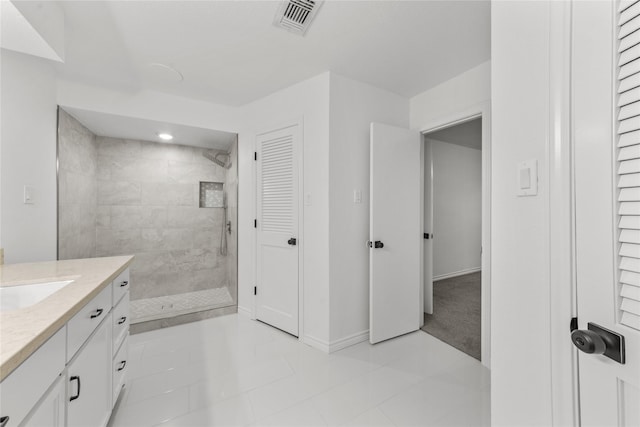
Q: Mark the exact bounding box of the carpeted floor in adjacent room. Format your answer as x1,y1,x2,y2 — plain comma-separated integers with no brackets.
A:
421,271,481,360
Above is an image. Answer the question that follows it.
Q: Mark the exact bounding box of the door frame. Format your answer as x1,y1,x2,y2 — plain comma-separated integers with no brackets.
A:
252,118,305,340
419,101,491,368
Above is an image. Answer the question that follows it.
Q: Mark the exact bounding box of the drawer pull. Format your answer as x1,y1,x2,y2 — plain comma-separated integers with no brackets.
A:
120,281,129,288
118,316,127,325
90,308,104,319
117,360,127,372
0,416,9,427
69,376,81,401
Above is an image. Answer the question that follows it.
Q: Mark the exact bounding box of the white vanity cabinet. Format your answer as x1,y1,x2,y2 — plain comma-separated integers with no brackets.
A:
0,266,131,427
111,268,130,407
0,327,66,427
22,376,66,427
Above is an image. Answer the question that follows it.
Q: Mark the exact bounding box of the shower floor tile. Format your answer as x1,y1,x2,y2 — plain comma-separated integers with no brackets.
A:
130,288,234,323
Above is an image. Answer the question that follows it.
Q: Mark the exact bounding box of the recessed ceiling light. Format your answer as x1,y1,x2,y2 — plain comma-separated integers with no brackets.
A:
157,133,173,141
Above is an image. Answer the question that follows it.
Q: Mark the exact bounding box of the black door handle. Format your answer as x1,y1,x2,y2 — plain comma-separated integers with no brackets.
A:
117,360,127,372
118,316,127,325
288,238,297,246
367,240,384,249
69,376,81,401
120,280,129,288
571,322,625,364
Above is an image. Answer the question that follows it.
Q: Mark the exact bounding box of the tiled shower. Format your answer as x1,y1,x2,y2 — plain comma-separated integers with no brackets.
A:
57,109,238,332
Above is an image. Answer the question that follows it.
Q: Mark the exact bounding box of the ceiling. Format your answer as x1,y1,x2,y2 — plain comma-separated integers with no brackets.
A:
426,117,482,150
56,0,490,107
62,107,237,150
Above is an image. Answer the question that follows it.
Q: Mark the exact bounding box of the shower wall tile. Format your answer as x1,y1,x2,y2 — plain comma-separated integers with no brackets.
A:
166,183,196,206
97,136,142,158
98,180,142,205
140,206,168,228
96,227,143,256
58,110,98,260
93,136,235,307
108,156,168,183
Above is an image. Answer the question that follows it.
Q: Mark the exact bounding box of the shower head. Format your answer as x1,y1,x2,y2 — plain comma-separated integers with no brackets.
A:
202,150,232,169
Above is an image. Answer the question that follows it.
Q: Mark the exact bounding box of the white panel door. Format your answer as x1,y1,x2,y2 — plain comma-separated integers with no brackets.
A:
256,124,300,337
573,2,640,425
370,122,422,344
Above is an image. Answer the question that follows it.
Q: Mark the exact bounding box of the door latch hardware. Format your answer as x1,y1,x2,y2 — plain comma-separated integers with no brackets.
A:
367,240,384,248
423,233,433,239
288,237,297,246
571,322,625,364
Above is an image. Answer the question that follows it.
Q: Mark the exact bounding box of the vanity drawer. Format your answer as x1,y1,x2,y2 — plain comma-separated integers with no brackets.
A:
112,269,129,306
66,284,112,362
0,326,65,427
112,293,129,355
112,336,128,407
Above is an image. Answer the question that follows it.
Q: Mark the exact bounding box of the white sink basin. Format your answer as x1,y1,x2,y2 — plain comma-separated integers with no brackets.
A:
0,280,74,312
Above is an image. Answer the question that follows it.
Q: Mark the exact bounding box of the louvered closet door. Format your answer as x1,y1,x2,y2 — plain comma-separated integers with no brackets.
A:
256,124,300,336
573,1,640,425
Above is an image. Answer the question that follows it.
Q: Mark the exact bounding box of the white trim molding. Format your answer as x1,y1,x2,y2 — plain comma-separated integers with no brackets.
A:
433,267,481,282
303,330,370,354
418,100,492,369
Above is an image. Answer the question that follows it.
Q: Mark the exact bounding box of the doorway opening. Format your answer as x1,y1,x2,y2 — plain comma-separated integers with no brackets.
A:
420,113,490,366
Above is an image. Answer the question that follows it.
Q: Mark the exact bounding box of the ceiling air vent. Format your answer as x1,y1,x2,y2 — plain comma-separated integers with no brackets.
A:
273,0,323,36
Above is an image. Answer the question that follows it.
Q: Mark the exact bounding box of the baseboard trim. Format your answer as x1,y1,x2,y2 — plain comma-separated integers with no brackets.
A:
303,334,330,353
328,330,369,353
433,267,481,282
237,305,252,317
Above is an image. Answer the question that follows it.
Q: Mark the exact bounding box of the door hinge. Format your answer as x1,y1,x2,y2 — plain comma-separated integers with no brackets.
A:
254,286,257,296
254,219,257,228
254,152,257,161
570,317,578,332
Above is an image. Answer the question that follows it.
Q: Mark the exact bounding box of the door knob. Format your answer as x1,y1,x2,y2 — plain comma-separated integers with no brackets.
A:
570,322,625,364
287,237,297,246
571,329,606,355
367,240,384,248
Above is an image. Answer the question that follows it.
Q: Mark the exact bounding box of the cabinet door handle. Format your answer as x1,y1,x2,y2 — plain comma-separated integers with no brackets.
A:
120,281,129,288
90,308,104,319
118,316,127,325
117,360,127,372
69,376,81,401
0,416,9,427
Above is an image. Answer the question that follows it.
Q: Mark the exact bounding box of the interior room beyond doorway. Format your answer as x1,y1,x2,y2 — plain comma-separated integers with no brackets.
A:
422,117,482,360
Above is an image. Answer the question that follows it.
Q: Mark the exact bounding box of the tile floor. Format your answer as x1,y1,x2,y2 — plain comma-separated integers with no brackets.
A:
110,314,490,427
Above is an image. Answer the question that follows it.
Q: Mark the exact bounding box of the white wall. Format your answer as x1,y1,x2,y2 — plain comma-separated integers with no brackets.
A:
0,50,58,263
491,1,554,424
429,139,481,280
410,61,490,130
328,73,409,348
242,73,331,346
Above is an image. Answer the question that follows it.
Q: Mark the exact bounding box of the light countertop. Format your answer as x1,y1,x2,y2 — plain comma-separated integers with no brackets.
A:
0,256,134,381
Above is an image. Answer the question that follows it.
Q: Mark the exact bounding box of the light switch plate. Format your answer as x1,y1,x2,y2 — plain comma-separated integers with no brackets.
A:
353,189,362,204
24,185,35,204
517,160,538,196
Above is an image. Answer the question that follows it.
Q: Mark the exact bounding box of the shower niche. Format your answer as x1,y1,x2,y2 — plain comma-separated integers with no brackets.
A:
56,107,239,333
